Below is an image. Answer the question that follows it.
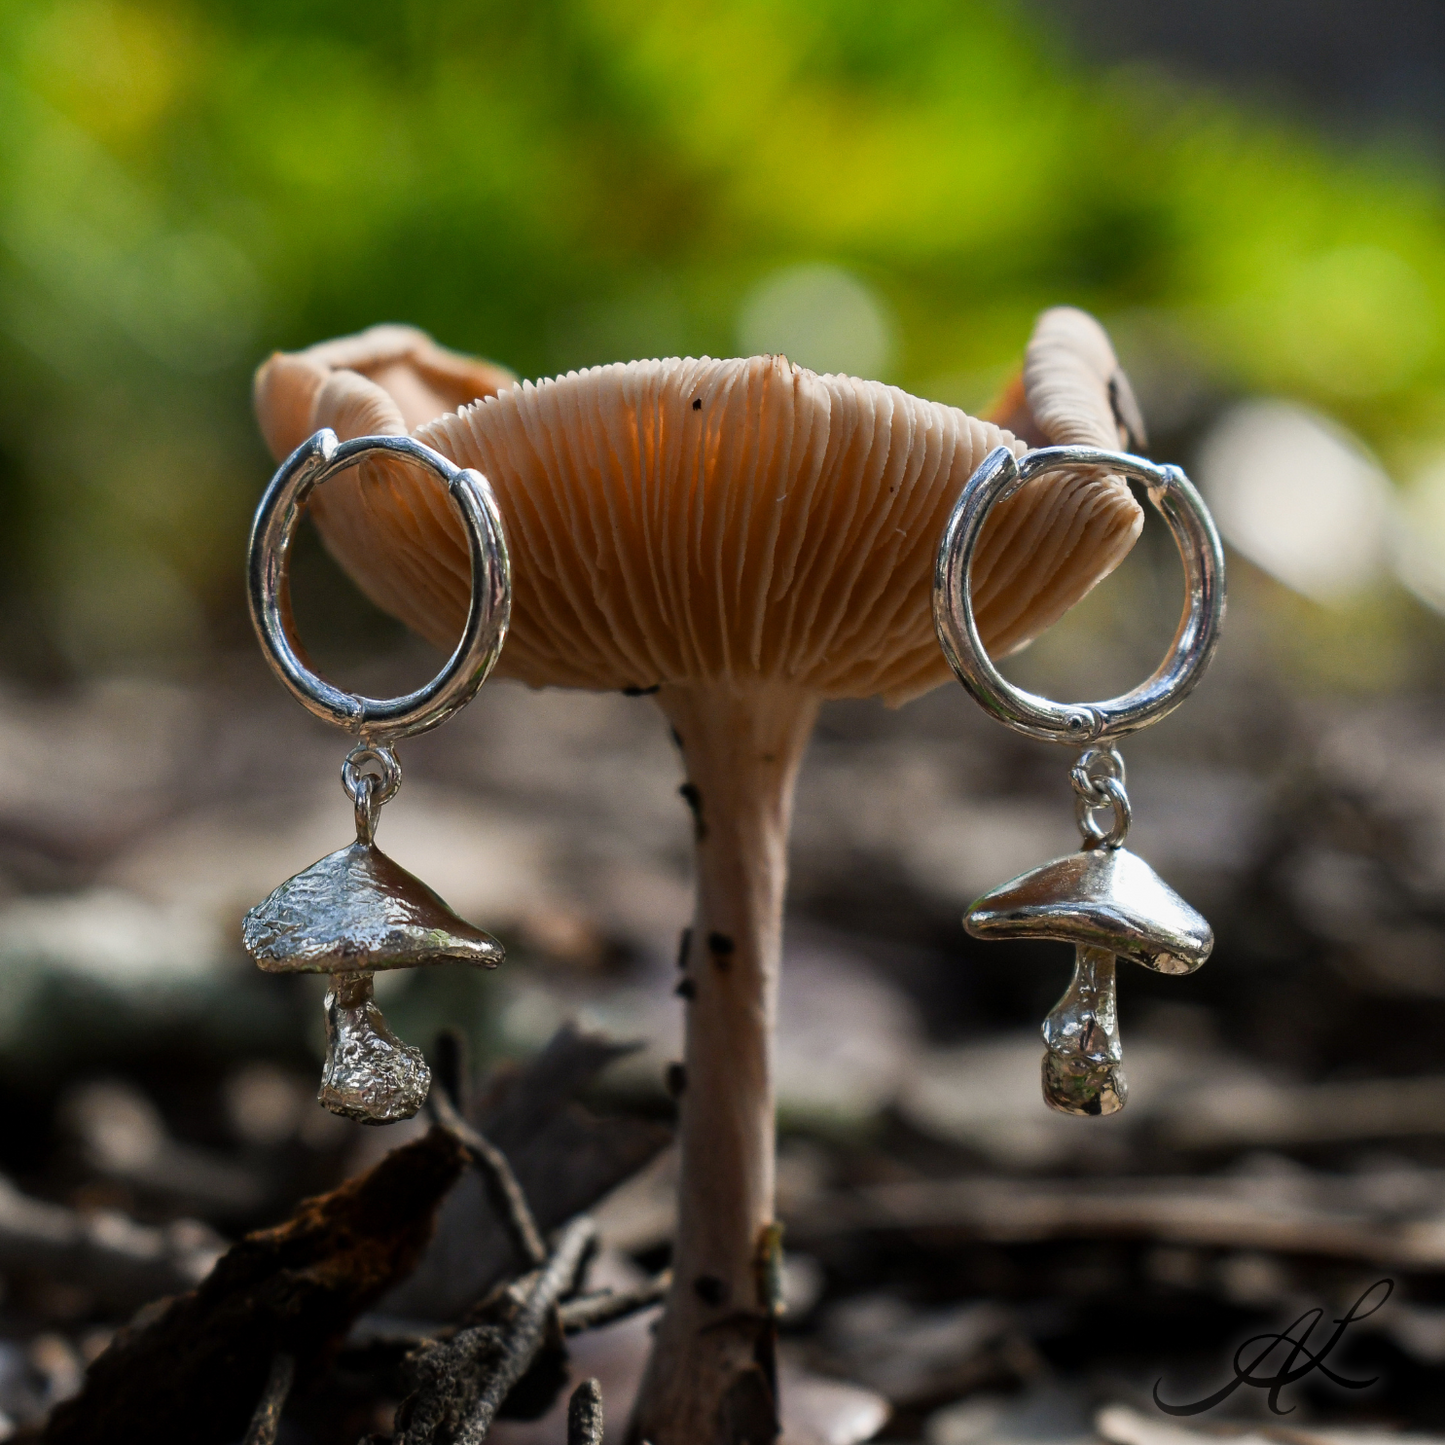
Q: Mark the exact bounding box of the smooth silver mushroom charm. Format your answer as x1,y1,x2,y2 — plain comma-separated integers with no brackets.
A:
965,839,1213,1115
932,442,1227,1118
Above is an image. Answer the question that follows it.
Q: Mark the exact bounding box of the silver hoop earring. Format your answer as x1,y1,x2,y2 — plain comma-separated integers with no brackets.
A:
243,429,511,1124
933,445,1226,1117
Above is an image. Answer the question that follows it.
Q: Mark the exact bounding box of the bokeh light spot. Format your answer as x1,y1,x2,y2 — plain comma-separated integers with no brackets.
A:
1197,400,1391,604
736,264,895,379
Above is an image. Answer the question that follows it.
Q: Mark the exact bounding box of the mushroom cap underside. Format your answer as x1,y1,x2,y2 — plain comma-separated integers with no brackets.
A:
242,842,504,974
964,846,1213,974
255,312,1144,706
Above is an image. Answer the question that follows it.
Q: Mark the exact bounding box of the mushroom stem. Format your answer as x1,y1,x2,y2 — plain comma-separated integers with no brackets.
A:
319,972,432,1125
1041,944,1127,1117
631,682,819,1445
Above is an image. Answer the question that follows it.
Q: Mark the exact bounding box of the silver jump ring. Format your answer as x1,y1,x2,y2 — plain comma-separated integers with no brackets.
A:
247,429,511,741
1076,774,1132,848
932,445,1225,745
343,742,401,847
352,773,378,845
342,743,402,807
1069,746,1126,805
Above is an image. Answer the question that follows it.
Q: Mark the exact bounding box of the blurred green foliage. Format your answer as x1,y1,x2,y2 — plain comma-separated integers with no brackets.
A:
2,0,1445,676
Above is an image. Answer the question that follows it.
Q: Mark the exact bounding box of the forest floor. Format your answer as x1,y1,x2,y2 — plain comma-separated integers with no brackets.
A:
1,636,1444,1442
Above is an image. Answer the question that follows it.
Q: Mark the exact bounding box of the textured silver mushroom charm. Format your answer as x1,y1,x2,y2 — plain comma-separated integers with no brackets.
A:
966,830,1213,1115
243,774,503,1123
242,747,504,1123
242,429,510,1127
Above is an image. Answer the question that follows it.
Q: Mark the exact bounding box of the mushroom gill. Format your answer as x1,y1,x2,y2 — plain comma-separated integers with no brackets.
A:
252,307,1143,1444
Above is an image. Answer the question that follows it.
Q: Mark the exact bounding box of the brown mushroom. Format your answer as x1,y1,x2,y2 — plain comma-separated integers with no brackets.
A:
253,306,1141,1443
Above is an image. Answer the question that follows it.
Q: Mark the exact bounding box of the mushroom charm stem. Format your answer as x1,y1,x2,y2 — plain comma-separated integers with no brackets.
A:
1041,944,1125,1116
319,972,432,1124
631,682,819,1445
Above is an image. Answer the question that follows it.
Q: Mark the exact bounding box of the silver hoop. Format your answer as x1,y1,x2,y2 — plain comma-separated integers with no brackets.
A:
247,429,511,742
933,445,1225,745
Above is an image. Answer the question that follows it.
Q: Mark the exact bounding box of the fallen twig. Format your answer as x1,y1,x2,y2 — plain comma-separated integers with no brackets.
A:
340,1267,669,1380
241,1352,294,1445
567,1378,604,1445
359,1265,670,1348
389,1026,669,1322
1163,1074,1445,1151
430,1081,548,1269
787,1172,1445,1270
393,1214,597,1445
558,1270,670,1334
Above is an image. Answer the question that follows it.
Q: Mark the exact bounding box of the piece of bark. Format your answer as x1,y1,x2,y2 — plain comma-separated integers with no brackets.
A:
45,1125,467,1445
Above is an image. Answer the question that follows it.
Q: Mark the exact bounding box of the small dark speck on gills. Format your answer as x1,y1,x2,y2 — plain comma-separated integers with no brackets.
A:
677,927,692,970
692,397,703,410
675,977,697,1000
622,684,661,696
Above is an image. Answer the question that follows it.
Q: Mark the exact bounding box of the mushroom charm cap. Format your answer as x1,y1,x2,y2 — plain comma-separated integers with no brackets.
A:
253,311,1144,706
242,842,504,975
964,846,1213,975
